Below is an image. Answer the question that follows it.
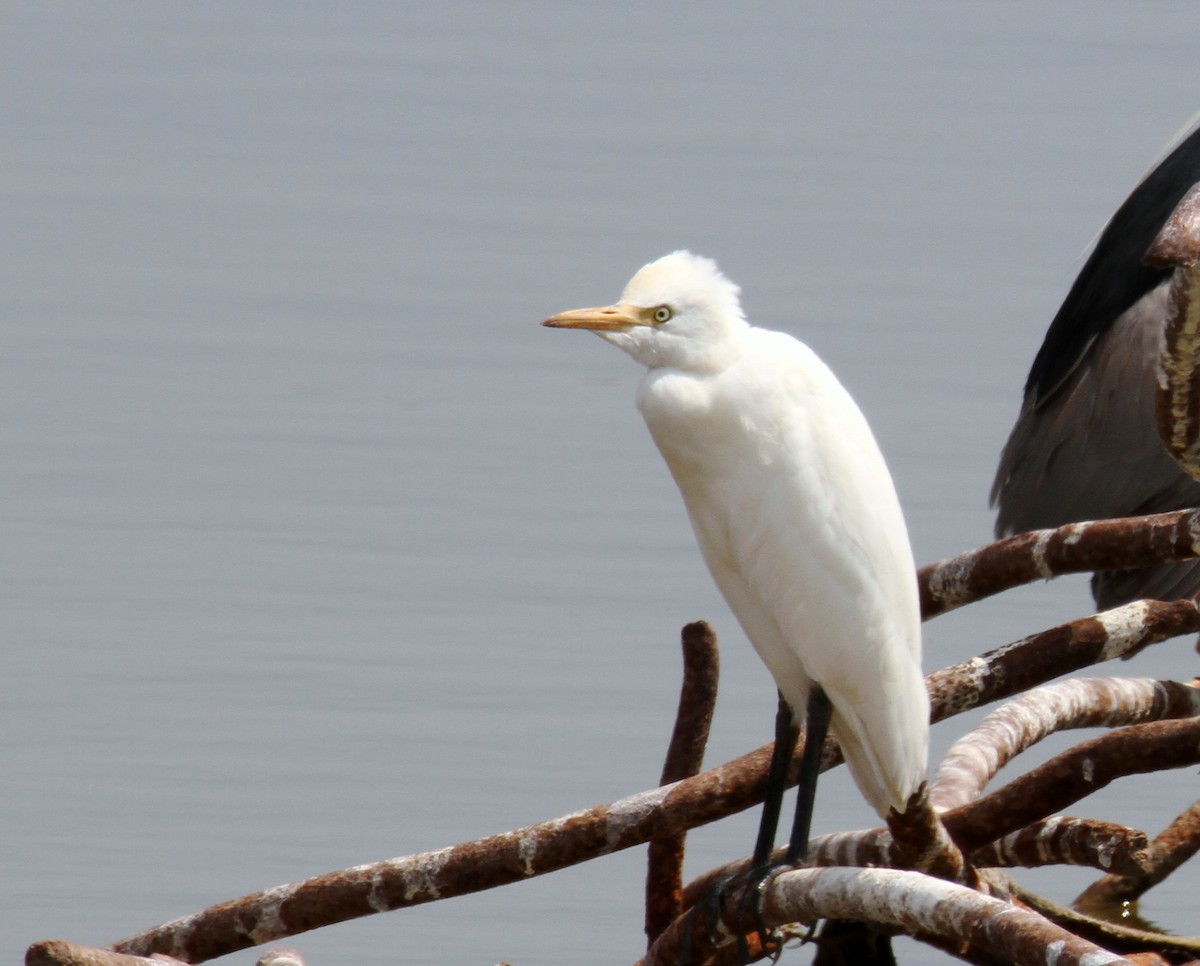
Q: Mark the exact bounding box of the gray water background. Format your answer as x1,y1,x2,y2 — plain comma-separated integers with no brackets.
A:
5,4,1200,963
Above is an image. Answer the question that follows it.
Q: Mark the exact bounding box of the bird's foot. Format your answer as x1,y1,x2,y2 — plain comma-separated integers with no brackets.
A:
681,863,793,965
734,863,784,963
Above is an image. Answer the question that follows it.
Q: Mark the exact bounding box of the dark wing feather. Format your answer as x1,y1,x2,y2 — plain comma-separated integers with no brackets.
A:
1025,124,1200,400
993,122,1200,605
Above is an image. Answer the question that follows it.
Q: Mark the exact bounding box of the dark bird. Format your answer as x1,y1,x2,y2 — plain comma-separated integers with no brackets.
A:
992,120,1200,607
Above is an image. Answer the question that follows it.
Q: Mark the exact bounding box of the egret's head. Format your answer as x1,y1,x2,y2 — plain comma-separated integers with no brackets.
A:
543,251,749,372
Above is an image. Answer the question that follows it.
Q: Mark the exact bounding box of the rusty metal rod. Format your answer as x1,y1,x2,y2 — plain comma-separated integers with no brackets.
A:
645,621,719,946
918,510,1200,618
88,600,1200,963
1075,797,1200,909
942,717,1200,853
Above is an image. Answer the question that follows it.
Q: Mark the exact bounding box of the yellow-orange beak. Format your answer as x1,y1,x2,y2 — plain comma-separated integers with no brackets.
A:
542,304,651,332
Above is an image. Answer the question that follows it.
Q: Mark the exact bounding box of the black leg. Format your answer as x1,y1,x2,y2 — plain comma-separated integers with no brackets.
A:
683,689,825,966
752,692,799,868
785,685,831,864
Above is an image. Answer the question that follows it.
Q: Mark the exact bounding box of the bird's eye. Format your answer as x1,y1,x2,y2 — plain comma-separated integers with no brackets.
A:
653,306,673,324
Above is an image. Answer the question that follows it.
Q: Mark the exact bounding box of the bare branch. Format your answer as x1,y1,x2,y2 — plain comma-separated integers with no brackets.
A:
942,717,1200,853
1076,798,1200,908
885,785,978,887
766,869,1129,966
925,602,1200,722
256,950,307,966
657,622,721,785
108,787,681,961
680,814,1150,913
931,678,1200,811
642,868,1135,966
25,941,189,966
97,605,1200,962
1012,880,1200,961
971,817,1149,876
918,511,1200,618
105,737,809,961
646,621,720,946
805,829,890,872
676,831,890,913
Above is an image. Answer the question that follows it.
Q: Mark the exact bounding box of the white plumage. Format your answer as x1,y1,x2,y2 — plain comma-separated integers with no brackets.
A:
545,250,927,820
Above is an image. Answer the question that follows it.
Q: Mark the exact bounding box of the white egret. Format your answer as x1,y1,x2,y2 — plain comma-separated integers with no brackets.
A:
993,120,1200,607
544,251,928,870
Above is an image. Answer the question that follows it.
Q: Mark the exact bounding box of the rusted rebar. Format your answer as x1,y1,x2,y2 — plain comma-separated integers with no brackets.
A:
918,511,1200,618
1013,881,1200,962
926,600,1200,722
29,590,1200,966
930,678,1200,811
885,785,976,887
971,817,1149,876
676,813,1150,912
645,621,720,946
676,832,888,912
942,717,1200,853
641,868,1135,966
1076,797,1200,909
25,941,189,966
85,602,1200,964
256,950,306,966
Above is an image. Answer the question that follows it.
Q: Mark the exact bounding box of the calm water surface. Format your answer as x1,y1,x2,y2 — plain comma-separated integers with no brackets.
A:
4,4,1199,963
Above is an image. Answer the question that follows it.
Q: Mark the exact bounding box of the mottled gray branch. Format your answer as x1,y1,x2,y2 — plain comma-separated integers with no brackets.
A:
971,817,1149,876
942,717,1200,853
25,941,189,966
925,599,1200,722
1076,797,1200,908
645,621,719,946
931,677,1200,812
255,950,306,966
918,511,1200,618
93,602,1200,964
642,868,1134,966
1013,879,1200,961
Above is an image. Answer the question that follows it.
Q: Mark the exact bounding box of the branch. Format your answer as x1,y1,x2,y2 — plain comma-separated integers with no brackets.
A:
925,600,1200,722
98,603,1200,962
918,511,1200,618
645,621,719,945
942,717,1200,852
256,951,307,966
108,785,684,960
930,677,1200,811
1012,880,1200,961
676,814,1149,918
1076,798,1200,908
885,786,977,887
25,941,189,966
676,829,902,913
105,736,810,961
970,817,1149,876
641,868,1135,966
